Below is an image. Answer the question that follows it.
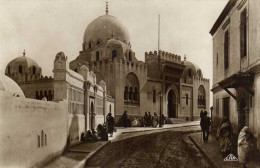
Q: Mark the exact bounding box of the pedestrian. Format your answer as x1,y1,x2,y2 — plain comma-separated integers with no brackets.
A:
97,124,108,141
85,130,95,142
238,126,254,168
91,129,99,142
144,112,149,127
122,110,128,128
152,112,159,127
201,111,211,143
161,114,166,125
216,117,232,157
200,110,204,118
106,112,115,137
148,112,152,127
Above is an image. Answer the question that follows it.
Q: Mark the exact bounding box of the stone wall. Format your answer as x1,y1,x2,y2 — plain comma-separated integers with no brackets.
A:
0,91,67,168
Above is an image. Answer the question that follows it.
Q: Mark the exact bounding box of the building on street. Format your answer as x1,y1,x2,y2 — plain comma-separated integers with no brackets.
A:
210,0,260,150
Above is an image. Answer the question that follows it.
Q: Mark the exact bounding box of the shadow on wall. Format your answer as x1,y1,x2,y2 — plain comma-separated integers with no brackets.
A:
68,114,80,147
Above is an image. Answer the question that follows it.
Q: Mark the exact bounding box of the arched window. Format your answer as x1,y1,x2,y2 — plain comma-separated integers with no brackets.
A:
198,85,206,107
40,91,43,100
109,104,111,113
38,135,41,148
32,67,36,75
88,42,92,49
96,51,100,61
19,65,23,74
41,131,44,147
129,87,133,100
153,90,156,103
124,86,129,100
129,52,132,61
48,90,52,101
36,91,39,99
186,93,188,105
125,73,139,105
112,50,117,60
97,41,100,45
45,134,47,146
188,69,192,77
44,90,48,98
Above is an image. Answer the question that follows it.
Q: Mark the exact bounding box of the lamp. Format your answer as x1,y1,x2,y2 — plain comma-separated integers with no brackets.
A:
159,91,163,127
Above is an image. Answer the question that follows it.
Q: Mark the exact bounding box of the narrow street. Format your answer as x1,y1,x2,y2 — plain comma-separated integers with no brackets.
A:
85,126,212,168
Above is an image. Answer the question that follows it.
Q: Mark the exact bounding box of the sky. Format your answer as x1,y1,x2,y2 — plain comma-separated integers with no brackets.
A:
0,0,228,105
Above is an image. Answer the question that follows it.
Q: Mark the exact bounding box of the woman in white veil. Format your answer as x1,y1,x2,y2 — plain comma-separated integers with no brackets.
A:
238,126,254,168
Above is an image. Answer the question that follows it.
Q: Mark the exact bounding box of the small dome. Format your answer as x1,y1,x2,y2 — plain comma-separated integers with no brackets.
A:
182,60,203,78
5,55,41,75
0,74,25,98
83,14,130,46
56,52,66,60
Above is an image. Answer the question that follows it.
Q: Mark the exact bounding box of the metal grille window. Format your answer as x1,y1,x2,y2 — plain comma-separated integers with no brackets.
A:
240,9,247,58
222,97,230,119
216,98,219,117
224,30,230,69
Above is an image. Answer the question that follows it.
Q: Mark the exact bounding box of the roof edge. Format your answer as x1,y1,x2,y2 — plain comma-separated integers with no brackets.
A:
209,0,237,36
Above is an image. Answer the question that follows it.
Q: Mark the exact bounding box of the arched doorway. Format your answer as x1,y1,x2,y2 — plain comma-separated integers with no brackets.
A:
167,89,177,118
90,102,95,130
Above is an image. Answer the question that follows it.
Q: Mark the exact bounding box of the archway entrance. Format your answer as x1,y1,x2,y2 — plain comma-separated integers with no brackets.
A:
90,102,95,130
167,89,177,118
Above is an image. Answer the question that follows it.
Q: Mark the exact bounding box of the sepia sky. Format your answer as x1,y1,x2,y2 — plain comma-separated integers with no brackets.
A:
0,0,228,102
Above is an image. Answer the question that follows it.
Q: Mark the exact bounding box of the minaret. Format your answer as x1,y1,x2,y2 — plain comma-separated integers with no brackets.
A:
105,2,109,15
184,54,187,61
23,49,26,56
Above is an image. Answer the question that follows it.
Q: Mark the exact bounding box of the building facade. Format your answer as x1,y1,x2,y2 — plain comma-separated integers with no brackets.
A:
70,5,210,121
5,51,115,146
210,0,260,150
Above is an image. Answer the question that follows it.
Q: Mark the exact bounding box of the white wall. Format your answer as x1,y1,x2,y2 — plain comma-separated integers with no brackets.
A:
0,91,67,168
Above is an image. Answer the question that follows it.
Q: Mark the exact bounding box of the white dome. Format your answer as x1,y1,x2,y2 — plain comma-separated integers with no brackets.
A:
83,14,130,45
0,74,25,98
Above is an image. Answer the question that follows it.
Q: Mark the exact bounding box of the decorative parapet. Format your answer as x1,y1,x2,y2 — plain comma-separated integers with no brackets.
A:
8,73,53,83
89,58,147,73
145,50,181,64
193,76,210,82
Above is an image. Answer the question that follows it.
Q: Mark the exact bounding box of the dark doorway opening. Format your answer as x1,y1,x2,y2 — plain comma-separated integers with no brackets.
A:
90,102,95,130
168,89,177,118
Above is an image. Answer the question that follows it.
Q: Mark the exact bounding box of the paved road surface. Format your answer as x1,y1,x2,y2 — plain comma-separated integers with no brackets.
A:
85,127,211,168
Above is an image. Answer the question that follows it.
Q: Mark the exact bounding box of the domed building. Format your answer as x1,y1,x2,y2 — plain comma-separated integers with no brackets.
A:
5,50,54,100
69,3,210,121
179,56,209,119
5,3,209,125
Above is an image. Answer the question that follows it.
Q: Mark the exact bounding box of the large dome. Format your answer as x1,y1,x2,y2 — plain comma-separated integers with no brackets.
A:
0,74,25,98
83,14,130,45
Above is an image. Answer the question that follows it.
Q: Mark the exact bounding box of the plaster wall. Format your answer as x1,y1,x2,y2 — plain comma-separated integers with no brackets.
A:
0,91,67,168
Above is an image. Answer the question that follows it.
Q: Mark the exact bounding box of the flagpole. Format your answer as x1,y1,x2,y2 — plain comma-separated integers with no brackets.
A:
158,15,160,55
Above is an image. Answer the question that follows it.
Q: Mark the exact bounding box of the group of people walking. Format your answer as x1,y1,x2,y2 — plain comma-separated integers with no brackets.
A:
200,111,254,168
217,117,254,168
